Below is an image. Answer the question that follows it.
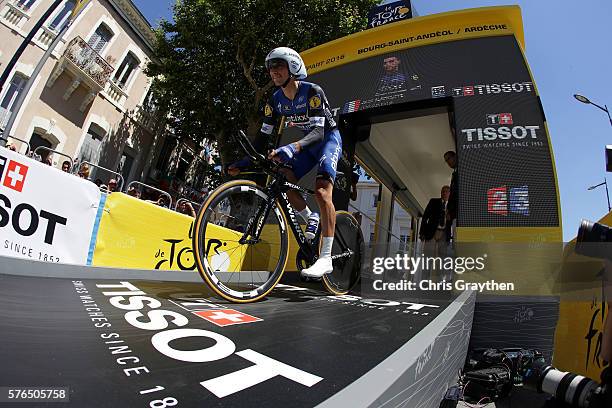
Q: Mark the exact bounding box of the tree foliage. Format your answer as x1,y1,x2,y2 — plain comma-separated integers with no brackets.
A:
146,0,378,167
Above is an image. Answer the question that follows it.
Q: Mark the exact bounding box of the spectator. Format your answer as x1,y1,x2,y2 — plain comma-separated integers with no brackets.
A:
178,201,196,217
443,150,458,241
107,178,118,192
94,178,103,186
127,186,141,198
157,195,169,208
44,156,53,166
78,163,90,179
420,185,451,281
6,143,17,152
61,160,71,172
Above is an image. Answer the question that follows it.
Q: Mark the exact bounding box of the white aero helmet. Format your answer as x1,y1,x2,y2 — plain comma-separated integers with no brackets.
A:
265,47,307,80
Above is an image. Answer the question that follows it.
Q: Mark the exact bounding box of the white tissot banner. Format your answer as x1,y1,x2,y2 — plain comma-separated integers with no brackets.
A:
0,147,101,264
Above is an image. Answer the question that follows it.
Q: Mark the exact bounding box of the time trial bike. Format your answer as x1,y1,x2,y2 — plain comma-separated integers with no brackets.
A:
192,130,364,303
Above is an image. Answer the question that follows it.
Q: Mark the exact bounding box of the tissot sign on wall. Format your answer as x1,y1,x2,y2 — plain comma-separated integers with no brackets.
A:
0,148,100,264
305,35,559,228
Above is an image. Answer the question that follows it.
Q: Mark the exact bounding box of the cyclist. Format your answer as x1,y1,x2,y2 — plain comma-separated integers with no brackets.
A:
228,46,342,278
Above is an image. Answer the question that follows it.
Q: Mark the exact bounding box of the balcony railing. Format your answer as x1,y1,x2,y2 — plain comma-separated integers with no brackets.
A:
63,36,114,89
3,1,30,27
133,104,161,131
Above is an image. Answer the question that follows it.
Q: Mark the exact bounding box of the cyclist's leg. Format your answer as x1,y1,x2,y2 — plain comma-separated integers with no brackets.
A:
315,178,335,237
279,167,307,211
301,130,342,278
315,129,342,238
287,148,318,220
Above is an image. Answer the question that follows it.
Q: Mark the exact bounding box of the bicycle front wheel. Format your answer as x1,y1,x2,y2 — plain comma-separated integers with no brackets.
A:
193,180,289,303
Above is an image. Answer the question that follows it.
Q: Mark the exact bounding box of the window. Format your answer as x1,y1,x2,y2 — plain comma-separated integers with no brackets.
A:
29,133,53,161
113,52,140,89
118,150,135,184
15,0,37,10
0,74,27,129
142,88,156,110
372,193,378,208
78,124,104,165
156,138,177,171
87,24,113,53
48,0,75,32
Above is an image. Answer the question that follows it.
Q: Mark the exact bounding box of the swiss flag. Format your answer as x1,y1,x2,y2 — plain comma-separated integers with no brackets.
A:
499,113,513,125
463,86,474,96
194,309,262,327
3,160,28,192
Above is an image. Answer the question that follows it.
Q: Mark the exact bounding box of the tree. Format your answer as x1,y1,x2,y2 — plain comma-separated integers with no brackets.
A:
146,0,378,173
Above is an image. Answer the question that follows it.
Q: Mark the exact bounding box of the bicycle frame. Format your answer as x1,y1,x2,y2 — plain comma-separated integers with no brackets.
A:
238,174,318,263
232,130,354,268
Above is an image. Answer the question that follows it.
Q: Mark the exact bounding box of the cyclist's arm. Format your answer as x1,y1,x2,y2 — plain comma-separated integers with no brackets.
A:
253,98,278,154
293,86,326,150
229,99,277,173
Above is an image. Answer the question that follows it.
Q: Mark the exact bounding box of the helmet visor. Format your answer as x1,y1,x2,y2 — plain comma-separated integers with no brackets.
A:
267,58,288,70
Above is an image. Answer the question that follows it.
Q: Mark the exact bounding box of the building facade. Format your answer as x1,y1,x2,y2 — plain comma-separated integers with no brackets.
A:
354,179,416,254
0,0,165,187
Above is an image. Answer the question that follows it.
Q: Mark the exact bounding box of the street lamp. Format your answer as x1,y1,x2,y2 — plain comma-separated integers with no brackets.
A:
574,94,612,127
588,180,611,212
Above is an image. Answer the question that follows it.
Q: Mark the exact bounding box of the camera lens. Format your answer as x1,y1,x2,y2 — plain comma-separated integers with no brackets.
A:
575,219,612,260
538,367,598,408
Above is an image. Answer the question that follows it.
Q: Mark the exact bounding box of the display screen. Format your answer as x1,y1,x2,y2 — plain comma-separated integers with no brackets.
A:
305,35,559,228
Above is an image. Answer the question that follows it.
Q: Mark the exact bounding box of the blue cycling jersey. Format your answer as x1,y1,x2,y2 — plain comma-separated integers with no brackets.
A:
248,81,342,182
259,81,337,149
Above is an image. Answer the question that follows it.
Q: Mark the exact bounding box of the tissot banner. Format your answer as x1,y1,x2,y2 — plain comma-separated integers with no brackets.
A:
305,35,559,228
0,147,100,264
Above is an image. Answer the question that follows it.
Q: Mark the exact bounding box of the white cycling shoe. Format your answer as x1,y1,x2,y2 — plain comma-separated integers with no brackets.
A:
301,257,333,278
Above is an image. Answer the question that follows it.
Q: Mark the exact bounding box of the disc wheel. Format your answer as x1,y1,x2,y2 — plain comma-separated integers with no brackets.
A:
193,180,289,303
321,211,364,295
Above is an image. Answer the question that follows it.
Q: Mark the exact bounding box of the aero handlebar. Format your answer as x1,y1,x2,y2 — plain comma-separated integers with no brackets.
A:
235,130,291,173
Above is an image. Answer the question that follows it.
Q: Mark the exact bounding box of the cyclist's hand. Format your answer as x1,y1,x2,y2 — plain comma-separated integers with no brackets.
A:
269,143,298,163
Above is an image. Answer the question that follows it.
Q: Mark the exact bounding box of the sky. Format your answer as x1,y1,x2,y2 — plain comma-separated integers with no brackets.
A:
133,0,612,241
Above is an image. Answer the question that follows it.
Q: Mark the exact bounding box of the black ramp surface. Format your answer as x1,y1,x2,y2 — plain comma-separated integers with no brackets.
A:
0,271,451,407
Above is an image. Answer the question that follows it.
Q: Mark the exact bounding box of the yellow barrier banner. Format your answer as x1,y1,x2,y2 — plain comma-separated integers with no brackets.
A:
92,193,198,271
92,193,300,272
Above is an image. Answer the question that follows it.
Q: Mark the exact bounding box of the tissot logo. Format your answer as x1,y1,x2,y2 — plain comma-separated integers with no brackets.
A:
462,125,539,142
486,113,513,125
452,82,534,97
487,185,529,216
0,156,28,192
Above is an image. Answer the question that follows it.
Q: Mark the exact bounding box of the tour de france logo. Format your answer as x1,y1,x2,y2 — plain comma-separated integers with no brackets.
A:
309,95,322,109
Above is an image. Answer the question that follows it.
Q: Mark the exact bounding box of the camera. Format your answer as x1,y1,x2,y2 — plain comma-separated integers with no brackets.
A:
522,364,611,408
440,348,611,408
575,220,612,261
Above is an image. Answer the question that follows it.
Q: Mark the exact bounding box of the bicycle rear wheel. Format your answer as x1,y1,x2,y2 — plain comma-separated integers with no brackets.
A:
193,180,289,303
322,211,364,295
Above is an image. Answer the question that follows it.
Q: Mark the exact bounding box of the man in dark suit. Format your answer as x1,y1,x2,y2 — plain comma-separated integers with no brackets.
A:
420,185,450,281
421,185,451,242
444,151,458,242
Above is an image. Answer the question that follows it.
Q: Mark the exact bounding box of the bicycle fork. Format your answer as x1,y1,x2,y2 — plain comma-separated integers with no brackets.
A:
238,198,273,245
